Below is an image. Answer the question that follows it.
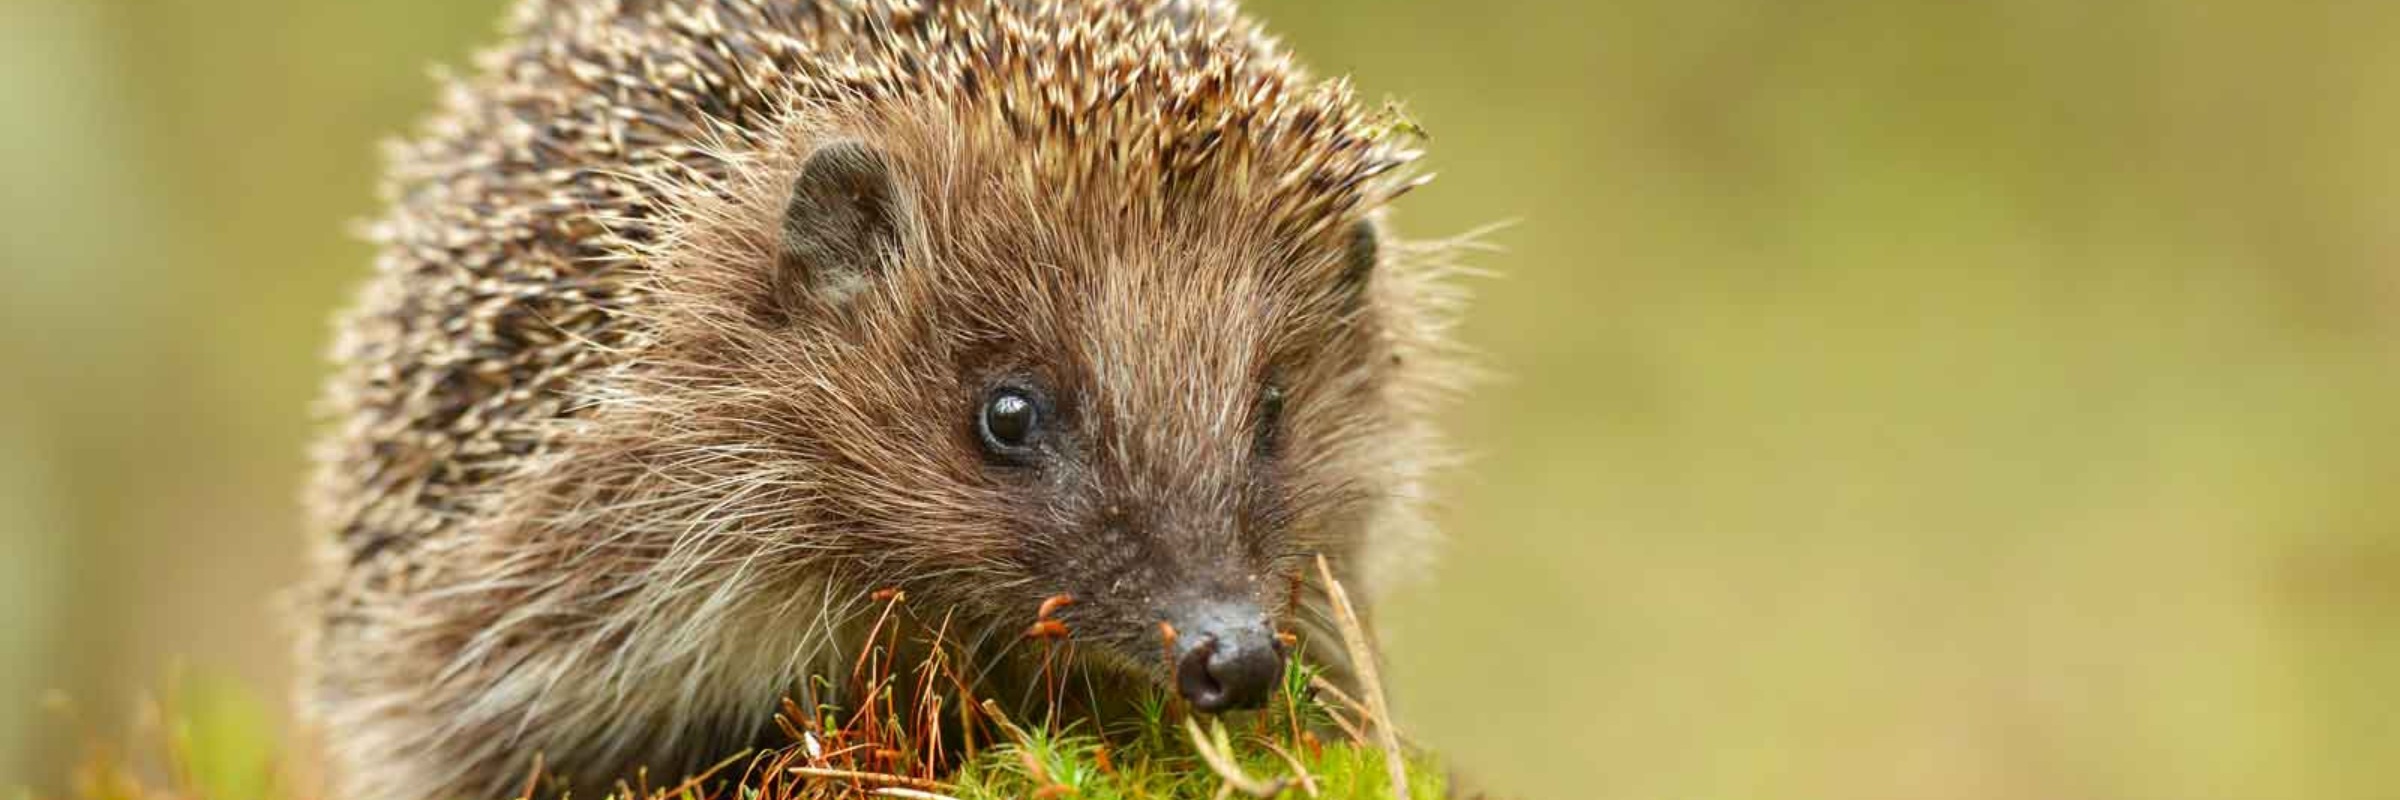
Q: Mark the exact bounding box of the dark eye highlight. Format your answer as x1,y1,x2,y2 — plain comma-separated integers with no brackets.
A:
978,386,1042,460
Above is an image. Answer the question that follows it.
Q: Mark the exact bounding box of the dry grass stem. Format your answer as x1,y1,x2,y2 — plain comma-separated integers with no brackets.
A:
975,700,1038,749
1314,554,1409,800
1306,676,1371,725
513,752,546,800
1259,741,1321,798
1183,718,1293,798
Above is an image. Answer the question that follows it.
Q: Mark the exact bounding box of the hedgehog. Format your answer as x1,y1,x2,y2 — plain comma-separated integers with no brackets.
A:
300,1,1466,798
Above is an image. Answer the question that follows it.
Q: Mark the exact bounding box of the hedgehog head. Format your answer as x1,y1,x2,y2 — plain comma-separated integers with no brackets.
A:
603,0,1442,712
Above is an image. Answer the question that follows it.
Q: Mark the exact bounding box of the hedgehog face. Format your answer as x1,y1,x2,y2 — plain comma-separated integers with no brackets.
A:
737,134,1399,711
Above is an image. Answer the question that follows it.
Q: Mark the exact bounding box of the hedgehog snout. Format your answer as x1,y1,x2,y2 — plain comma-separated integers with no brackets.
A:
1168,600,1284,713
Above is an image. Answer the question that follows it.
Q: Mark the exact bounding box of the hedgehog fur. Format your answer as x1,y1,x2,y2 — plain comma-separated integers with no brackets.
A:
303,1,1466,799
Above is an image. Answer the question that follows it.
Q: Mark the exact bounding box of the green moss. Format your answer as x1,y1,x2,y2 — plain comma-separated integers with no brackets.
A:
36,659,1446,800
837,658,1444,799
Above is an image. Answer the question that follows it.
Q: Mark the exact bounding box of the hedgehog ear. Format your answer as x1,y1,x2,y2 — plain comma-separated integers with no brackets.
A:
1333,218,1379,305
774,140,905,316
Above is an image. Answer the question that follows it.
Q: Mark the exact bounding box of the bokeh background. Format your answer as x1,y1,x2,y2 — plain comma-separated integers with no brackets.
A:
6,1,2398,798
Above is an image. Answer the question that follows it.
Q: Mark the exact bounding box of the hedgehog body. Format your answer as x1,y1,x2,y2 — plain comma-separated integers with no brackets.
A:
305,2,1461,798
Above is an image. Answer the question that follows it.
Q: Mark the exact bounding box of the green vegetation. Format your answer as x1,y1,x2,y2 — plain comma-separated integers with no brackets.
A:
35,566,1448,800
37,672,285,800
38,656,1443,800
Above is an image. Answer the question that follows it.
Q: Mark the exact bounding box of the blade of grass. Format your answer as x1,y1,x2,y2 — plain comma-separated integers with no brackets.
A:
1314,554,1409,800
1181,718,1289,799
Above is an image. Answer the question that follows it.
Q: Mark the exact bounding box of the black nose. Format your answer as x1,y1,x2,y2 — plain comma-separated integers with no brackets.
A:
1172,603,1285,713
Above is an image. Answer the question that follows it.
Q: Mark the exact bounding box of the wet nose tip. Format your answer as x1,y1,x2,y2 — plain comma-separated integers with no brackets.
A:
1173,607,1285,713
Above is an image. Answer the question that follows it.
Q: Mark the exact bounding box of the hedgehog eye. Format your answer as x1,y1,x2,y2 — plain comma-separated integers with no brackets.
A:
1254,384,1287,457
978,386,1041,459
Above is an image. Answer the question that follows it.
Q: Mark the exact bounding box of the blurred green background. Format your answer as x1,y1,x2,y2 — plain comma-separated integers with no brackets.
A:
6,1,2398,798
